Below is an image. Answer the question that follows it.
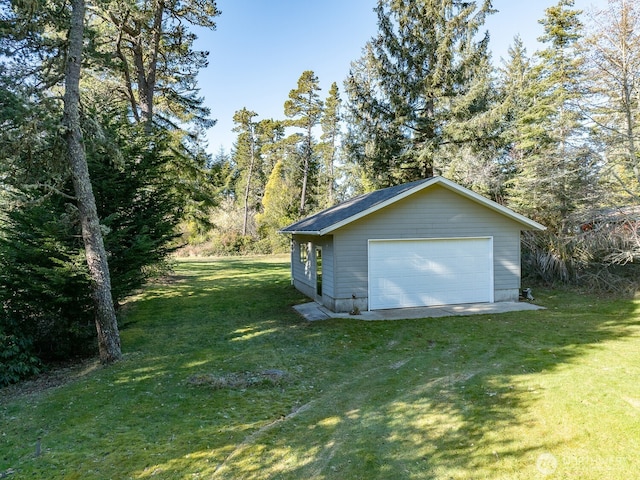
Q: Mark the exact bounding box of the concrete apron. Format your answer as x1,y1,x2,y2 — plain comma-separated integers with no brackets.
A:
293,301,545,321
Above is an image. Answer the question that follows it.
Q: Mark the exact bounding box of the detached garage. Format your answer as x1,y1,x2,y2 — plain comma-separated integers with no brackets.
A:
280,176,545,313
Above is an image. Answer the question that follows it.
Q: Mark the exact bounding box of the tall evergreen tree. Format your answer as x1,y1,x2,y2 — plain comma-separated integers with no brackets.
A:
506,0,596,232
257,118,287,174
0,115,182,367
453,35,528,204
284,70,323,215
497,36,532,162
344,0,495,188
86,114,183,304
97,0,221,229
317,82,342,208
232,108,261,236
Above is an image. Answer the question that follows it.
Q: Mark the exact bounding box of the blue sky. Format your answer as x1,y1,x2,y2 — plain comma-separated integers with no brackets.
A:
194,0,606,156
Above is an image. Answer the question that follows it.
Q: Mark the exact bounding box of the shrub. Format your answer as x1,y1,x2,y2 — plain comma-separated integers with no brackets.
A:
0,125,184,377
0,331,41,387
0,204,97,362
522,231,584,284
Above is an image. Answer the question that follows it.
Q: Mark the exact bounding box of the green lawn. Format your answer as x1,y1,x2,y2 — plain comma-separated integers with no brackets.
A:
1,255,639,479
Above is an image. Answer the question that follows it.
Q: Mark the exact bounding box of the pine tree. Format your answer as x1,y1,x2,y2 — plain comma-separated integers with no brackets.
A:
97,0,221,230
344,0,495,188
0,0,219,370
284,70,323,215
257,118,287,176
498,38,532,154
232,108,261,237
495,37,535,200
99,0,220,130
317,82,342,208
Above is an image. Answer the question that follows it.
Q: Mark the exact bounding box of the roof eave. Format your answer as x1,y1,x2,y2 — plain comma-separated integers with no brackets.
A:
278,229,322,236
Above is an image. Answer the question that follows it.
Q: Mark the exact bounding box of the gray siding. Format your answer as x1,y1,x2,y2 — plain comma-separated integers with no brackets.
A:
317,237,335,300
290,235,335,307
331,185,523,310
290,236,312,300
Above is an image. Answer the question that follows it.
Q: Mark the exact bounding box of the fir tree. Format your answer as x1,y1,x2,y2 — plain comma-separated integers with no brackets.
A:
344,0,495,188
506,0,596,232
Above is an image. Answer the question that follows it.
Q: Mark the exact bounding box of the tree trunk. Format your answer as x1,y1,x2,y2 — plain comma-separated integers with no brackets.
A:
300,121,313,215
300,156,309,215
63,0,122,364
242,130,255,237
328,138,335,206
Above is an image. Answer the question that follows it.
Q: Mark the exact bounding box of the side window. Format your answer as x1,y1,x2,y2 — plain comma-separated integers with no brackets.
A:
299,242,308,263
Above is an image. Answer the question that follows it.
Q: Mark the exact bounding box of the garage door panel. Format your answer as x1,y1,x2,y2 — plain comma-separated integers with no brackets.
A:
368,238,493,310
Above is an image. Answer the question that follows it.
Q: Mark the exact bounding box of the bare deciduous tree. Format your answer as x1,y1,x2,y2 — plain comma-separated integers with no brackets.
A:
584,0,640,201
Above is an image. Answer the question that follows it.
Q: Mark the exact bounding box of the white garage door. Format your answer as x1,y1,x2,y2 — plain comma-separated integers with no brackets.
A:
368,237,493,310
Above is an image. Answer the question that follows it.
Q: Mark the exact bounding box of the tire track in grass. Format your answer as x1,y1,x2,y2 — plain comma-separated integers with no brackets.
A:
212,400,315,476
211,349,483,479
211,355,405,476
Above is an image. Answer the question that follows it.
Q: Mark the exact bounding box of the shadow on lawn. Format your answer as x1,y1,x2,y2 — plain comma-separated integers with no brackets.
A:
115,260,640,479
115,257,325,388
204,303,640,479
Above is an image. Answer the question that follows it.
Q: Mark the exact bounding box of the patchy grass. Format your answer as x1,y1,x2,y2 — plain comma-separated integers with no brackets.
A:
186,369,288,389
1,255,639,479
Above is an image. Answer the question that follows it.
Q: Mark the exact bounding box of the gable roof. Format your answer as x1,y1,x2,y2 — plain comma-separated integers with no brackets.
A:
279,176,546,235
